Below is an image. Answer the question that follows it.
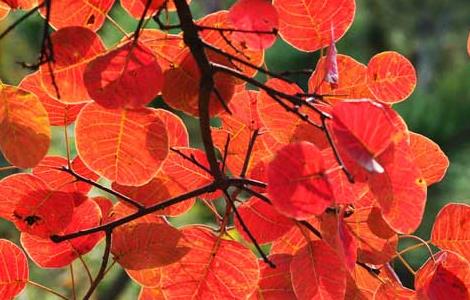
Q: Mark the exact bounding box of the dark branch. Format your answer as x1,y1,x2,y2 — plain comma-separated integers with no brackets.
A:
83,230,112,300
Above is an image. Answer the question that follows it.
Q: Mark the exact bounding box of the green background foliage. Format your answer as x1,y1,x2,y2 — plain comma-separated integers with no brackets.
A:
0,0,468,298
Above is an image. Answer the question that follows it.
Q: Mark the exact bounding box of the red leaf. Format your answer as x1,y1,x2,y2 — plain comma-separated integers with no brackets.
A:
39,27,105,103
270,221,321,255
235,196,294,244
160,226,259,298
273,0,356,52
257,254,296,299
431,203,470,262
320,212,358,271
0,174,75,238
367,51,417,103
229,0,279,50
368,139,427,234
84,42,163,109
20,199,102,268
267,141,334,219
415,251,470,299
32,155,99,206
39,0,114,31
345,207,398,265
409,132,449,186
75,102,168,186
291,240,348,299
121,0,164,19
0,240,29,299
0,84,50,168
331,99,400,174
140,29,187,72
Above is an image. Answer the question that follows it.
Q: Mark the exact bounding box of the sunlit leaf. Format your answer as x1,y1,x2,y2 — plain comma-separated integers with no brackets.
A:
0,239,28,299
267,141,334,219
0,84,50,168
273,0,356,52
75,102,168,186
431,203,470,261
367,51,417,103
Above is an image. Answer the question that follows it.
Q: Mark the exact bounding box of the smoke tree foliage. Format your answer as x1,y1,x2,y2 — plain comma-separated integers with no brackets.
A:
0,0,468,299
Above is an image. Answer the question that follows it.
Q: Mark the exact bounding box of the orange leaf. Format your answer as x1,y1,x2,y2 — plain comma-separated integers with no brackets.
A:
431,203,470,262
257,79,328,148
140,29,187,72
270,222,320,255
139,287,165,300
128,268,162,288
75,102,168,186
20,199,102,268
0,84,50,168
273,0,356,52
111,222,188,270
291,240,348,299
415,250,470,299
267,142,334,219
367,51,417,103
161,51,235,116
373,281,416,300
0,240,28,299
160,226,259,299
309,54,373,104
19,72,85,126
409,132,449,186
84,42,163,109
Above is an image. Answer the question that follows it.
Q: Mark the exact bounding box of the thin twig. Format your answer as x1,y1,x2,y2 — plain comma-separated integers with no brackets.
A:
0,3,44,40
221,133,231,173
58,166,145,210
83,230,112,300
223,189,275,268
170,147,212,174
28,281,69,300
240,129,260,178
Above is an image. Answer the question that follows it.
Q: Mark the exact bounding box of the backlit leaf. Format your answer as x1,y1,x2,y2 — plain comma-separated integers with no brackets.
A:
331,99,399,174
75,102,168,186
20,199,102,268
140,29,187,72
257,254,295,299
0,173,75,238
345,206,398,265
367,51,417,103
373,281,416,300
291,240,347,299
229,0,278,50
0,240,28,299
431,203,470,261
369,139,427,234
273,0,356,52
84,42,163,109
409,132,449,186
415,250,470,299
235,197,294,244
32,155,99,206
160,226,259,299
0,84,50,168
121,0,164,19
19,72,86,126
39,0,114,31
309,54,373,104
161,51,236,116
112,222,188,270
40,27,105,103
268,142,333,219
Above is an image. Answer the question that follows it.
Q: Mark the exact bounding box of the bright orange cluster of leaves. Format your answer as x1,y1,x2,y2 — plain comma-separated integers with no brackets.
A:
0,0,468,299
